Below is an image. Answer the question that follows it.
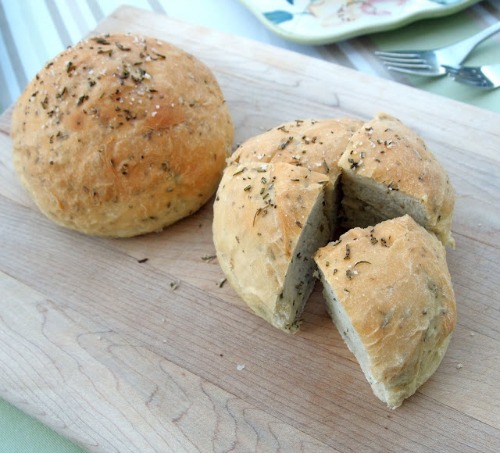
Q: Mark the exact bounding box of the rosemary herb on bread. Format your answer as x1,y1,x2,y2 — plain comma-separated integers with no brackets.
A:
229,117,364,186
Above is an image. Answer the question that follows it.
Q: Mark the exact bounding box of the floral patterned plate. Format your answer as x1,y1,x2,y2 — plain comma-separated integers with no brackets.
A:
239,0,482,45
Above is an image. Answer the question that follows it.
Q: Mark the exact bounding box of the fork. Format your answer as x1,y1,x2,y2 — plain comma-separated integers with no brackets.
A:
443,63,500,89
375,22,500,76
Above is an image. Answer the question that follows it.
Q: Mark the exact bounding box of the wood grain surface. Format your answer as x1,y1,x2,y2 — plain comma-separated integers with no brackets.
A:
1,6,499,452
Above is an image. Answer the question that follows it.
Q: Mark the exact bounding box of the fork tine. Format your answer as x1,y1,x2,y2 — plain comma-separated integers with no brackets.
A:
448,63,500,88
377,55,429,64
453,72,481,82
377,49,441,75
375,51,423,58
384,62,433,70
384,66,436,76
454,66,479,75
443,64,498,88
443,65,482,82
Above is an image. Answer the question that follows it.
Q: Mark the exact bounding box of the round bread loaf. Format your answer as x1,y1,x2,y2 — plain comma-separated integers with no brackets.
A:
314,215,456,408
213,114,456,406
214,114,455,332
12,33,234,237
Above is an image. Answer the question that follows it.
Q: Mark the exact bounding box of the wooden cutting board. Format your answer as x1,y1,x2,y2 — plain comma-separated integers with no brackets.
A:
1,6,499,452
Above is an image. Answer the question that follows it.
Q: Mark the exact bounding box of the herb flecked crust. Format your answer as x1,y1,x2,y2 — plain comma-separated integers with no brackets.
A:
12,33,234,237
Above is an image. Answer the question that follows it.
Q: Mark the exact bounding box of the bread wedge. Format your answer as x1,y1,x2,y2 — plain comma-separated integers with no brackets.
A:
338,113,455,246
213,162,332,332
314,215,456,408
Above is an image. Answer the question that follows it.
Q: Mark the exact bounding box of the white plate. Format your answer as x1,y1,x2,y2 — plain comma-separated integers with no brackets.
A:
239,0,482,45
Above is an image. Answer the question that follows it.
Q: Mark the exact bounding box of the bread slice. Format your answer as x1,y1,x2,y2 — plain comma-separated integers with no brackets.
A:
213,162,332,332
338,113,455,247
314,215,456,408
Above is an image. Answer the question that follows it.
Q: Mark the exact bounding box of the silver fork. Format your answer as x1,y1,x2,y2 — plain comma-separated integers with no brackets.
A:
443,63,500,89
375,22,500,76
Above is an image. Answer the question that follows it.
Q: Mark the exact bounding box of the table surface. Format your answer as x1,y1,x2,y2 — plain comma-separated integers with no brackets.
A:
1,1,499,452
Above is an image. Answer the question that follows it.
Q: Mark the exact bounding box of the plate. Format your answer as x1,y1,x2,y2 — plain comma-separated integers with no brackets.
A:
239,0,482,45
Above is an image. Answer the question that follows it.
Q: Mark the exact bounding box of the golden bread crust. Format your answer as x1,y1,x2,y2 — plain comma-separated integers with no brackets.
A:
229,118,363,183
12,33,234,237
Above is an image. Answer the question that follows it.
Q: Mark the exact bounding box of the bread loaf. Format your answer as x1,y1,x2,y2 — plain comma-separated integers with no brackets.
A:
213,113,457,407
11,33,234,237
314,215,456,408
215,115,455,330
